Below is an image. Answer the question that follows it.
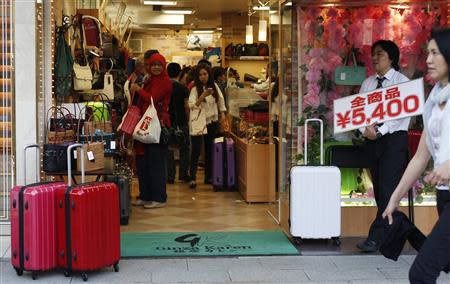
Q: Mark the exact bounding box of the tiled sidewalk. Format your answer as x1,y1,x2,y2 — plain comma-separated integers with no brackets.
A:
1,236,449,283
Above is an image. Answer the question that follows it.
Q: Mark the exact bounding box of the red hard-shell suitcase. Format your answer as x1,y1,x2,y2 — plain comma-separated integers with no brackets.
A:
11,144,66,280
56,144,120,281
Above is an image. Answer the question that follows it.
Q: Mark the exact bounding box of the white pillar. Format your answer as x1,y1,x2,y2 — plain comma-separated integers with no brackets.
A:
15,0,38,185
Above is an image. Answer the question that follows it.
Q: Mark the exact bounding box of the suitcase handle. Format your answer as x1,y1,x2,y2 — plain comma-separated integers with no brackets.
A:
23,144,40,184
67,143,85,186
304,118,324,165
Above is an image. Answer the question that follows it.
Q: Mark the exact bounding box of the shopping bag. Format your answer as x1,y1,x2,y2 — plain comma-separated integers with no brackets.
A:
189,107,207,136
132,97,161,144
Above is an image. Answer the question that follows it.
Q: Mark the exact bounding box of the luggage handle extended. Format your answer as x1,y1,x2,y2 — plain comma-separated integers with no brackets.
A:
67,143,85,186
23,144,40,185
304,118,324,166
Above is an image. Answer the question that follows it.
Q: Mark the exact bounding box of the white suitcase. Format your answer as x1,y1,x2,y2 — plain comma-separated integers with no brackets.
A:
290,119,341,244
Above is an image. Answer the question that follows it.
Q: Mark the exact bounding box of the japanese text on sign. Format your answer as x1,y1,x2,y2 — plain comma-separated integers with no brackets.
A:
333,78,425,134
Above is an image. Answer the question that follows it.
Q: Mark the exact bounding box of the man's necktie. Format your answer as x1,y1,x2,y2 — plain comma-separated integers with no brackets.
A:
376,77,386,127
376,76,386,89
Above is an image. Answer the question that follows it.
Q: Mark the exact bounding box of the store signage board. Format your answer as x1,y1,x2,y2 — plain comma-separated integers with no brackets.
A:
333,78,425,134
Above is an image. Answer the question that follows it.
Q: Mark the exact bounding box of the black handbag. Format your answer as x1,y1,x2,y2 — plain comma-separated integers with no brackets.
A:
43,142,76,173
160,125,171,145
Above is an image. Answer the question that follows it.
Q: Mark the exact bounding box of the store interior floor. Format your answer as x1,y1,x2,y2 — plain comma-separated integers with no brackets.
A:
120,167,417,257
121,167,280,233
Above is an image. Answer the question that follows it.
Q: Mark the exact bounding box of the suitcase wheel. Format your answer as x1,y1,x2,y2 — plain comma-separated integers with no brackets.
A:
120,217,129,226
332,237,341,246
82,272,88,282
292,237,303,245
113,262,119,272
31,271,37,280
63,270,71,277
14,267,23,276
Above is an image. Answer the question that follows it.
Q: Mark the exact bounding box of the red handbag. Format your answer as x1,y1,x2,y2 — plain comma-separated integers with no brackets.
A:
118,105,141,135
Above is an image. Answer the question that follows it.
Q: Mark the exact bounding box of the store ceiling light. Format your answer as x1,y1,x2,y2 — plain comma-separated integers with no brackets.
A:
143,1,177,6
162,8,195,15
253,6,270,11
193,30,214,34
285,1,292,6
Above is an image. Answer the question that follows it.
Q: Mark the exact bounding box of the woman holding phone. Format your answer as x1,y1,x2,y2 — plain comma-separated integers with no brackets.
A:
188,63,227,189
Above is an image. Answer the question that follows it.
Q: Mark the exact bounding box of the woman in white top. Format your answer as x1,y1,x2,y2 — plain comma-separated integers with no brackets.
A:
356,40,410,253
383,28,450,283
188,63,227,189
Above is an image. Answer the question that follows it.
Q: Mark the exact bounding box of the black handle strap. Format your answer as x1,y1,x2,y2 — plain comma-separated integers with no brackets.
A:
18,187,25,271
65,187,73,273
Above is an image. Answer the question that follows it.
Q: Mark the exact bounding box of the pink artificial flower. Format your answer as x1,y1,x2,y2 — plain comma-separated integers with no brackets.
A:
323,50,343,73
307,83,320,96
307,7,322,20
327,8,339,19
305,69,322,83
308,48,322,58
309,57,325,71
303,93,321,109
326,90,341,107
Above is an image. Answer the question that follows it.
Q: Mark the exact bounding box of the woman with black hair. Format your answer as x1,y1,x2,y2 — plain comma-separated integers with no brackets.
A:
188,64,227,189
383,28,450,283
357,40,411,252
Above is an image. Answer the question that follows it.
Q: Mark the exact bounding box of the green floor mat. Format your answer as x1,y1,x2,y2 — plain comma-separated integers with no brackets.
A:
121,230,299,257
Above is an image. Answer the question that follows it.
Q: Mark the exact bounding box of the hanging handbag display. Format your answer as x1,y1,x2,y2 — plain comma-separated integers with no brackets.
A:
334,51,366,86
73,62,93,91
132,97,161,144
43,107,76,173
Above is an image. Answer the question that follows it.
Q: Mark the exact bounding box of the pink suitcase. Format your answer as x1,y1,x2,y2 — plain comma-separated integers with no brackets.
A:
10,144,66,280
56,144,120,281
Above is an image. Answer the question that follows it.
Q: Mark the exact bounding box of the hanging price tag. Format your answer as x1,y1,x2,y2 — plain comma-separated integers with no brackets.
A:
110,141,116,150
73,150,77,159
87,151,95,161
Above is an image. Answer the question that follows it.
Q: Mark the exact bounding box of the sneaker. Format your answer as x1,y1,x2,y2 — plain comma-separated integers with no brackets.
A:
189,181,197,189
356,240,378,252
143,201,167,209
131,199,148,206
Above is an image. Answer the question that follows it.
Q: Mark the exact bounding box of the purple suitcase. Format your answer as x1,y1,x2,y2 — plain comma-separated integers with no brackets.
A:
212,137,235,190
225,138,236,188
212,138,224,187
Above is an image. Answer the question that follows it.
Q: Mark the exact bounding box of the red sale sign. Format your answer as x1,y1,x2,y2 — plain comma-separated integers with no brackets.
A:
334,78,425,134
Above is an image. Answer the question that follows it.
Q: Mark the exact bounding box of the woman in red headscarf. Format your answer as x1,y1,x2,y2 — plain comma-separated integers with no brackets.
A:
130,53,172,209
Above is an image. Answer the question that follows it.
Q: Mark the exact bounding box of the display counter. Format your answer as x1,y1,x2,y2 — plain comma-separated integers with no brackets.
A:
229,131,276,203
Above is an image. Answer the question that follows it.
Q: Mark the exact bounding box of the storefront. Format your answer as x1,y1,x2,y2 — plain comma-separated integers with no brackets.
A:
3,0,450,250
